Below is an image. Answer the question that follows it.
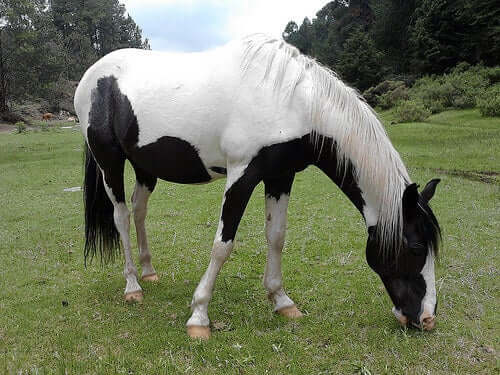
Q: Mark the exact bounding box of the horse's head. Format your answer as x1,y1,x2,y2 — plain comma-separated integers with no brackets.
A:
366,179,441,330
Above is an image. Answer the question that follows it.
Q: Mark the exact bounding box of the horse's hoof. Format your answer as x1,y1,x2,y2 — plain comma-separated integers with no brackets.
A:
277,305,303,319
187,325,211,340
141,273,159,282
124,291,143,303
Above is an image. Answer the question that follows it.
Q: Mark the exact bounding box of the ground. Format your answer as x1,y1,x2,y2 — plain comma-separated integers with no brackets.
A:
0,110,498,374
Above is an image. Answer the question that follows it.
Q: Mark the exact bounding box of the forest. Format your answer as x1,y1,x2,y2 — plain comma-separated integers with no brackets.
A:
0,0,499,122
283,0,499,91
0,0,149,120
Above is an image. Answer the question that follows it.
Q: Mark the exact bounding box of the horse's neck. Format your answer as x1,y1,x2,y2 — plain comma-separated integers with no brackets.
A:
308,135,377,228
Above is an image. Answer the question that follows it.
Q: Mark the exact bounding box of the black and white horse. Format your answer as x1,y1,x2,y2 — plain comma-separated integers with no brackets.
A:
75,35,441,339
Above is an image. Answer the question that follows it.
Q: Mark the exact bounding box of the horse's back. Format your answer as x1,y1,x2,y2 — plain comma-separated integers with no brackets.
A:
75,46,243,182
75,37,311,182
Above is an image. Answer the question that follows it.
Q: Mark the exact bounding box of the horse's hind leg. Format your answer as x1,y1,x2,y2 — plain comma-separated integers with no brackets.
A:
131,166,158,281
100,160,143,302
263,175,303,318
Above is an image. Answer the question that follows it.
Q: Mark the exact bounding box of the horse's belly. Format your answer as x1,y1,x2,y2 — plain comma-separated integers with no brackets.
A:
130,135,220,184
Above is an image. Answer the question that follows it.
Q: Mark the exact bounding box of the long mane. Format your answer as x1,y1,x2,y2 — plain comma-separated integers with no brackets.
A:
241,34,411,256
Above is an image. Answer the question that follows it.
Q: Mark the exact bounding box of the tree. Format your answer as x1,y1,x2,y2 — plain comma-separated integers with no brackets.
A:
0,0,66,112
370,0,418,74
50,0,150,80
0,0,149,116
337,28,384,91
283,18,313,55
283,0,377,88
409,0,500,74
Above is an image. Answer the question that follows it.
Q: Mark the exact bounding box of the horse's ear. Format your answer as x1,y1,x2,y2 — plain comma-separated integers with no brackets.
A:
402,183,419,217
421,179,440,203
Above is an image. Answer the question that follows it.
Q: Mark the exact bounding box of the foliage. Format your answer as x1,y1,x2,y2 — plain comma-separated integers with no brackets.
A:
410,65,492,112
378,85,409,110
0,0,149,115
336,28,384,91
365,64,499,116
284,1,500,91
283,0,376,86
370,0,418,74
394,100,431,123
477,84,500,117
409,0,500,74
15,121,26,133
363,80,408,109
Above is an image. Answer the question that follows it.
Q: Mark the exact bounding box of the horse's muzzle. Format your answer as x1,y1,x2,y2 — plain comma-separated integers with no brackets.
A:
392,307,436,331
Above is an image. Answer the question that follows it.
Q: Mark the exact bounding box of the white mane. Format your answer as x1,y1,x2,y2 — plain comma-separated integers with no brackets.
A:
241,34,411,254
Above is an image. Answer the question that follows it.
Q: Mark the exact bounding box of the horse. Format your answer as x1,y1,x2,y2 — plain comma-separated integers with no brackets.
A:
42,112,54,121
74,34,441,339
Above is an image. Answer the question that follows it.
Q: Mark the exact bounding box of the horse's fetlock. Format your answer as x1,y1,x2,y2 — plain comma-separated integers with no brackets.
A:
139,252,151,264
264,278,282,294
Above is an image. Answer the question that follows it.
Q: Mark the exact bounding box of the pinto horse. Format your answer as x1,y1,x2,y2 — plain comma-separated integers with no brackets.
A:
75,35,441,339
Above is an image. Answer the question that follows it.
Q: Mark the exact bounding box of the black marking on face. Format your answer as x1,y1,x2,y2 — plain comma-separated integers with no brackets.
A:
210,167,227,175
88,76,212,186
383,275,426,323
367,228,429,324
366,181,441,324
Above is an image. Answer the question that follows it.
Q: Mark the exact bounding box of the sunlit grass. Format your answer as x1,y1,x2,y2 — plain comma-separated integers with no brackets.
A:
0,110,498,373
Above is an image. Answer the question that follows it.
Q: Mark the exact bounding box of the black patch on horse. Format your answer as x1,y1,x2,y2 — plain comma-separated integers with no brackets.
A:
219,134,364,242
210,167,227,175
130,137,212,184
89,75,212,186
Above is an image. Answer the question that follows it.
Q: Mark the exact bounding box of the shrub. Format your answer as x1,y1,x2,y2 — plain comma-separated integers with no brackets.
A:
482,66,500,84
410,68,490,112
378,84,409,109
363,80,407,108
477,84,500,117
394,100,431,123
40,122,50,132
15,121,27,133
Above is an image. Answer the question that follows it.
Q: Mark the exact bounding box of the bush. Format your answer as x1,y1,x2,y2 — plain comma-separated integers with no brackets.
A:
378,84,409,109
409,68,490,112
15,121,27,133
477,84,500,117
394,100,431,123
363,80,407,108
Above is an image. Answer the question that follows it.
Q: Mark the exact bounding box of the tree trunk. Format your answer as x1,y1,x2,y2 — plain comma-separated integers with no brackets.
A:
0,28,9,113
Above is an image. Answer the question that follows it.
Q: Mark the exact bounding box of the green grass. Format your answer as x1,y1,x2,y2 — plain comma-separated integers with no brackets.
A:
0,109,498,374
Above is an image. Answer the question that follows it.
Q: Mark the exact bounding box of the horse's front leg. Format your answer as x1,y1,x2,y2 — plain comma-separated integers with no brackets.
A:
187,165,260,339
263,175,303,318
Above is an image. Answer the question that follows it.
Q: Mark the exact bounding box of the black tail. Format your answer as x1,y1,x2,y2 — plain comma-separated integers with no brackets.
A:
83,144,120,265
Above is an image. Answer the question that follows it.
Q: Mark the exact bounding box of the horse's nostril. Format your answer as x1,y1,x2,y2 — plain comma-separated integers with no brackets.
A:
422,316,436,331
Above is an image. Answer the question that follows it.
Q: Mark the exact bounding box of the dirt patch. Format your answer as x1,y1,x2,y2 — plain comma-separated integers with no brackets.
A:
432,168,500,185
0,123,15,134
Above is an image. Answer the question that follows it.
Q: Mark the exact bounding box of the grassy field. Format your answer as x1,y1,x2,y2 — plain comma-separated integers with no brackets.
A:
0,110,498,374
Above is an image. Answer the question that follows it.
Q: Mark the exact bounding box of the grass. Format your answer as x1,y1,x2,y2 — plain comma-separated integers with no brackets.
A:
0,109,498,374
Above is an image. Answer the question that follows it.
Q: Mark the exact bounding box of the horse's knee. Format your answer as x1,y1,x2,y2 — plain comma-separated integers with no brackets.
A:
113,204,130,230
211,240,233,263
